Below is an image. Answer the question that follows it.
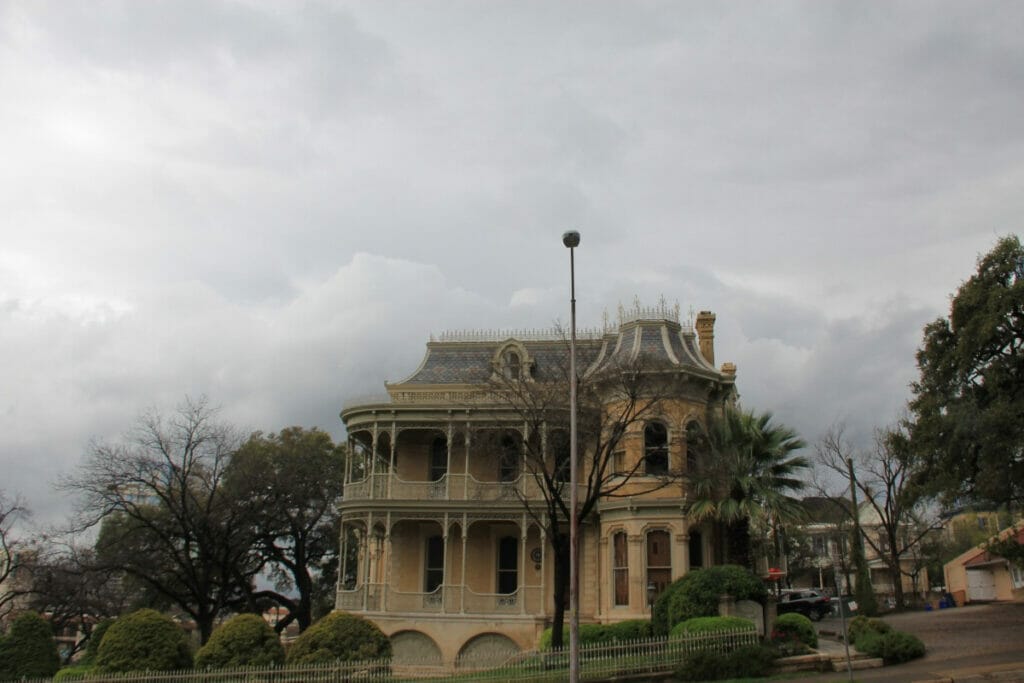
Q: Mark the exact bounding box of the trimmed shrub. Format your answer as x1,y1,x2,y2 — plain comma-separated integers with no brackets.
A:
772,612,817,648
81,618,114,665
674,644,776,681
286,611,390,665
847,615,891,645
669,615,756,638
195,614,284,669
0,611,60,679
539,620,652,650
856,630,925,664
653,565,767,635
95,609,192,673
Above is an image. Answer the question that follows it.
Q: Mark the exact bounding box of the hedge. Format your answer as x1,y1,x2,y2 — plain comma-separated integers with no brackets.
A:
856,630,925,664
669,616,756,638
539,620,652,650
674,644,776,681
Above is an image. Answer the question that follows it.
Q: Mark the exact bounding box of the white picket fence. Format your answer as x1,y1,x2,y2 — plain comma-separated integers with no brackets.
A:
19,628,758,683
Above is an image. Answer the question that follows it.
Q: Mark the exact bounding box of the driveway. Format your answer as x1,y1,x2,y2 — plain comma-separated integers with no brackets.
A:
776,601,1024,682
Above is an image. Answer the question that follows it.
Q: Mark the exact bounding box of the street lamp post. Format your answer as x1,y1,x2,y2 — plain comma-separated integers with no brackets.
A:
562,230,580,683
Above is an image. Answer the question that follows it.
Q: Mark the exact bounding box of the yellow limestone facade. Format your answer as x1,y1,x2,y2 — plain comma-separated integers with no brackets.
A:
336,301,738,667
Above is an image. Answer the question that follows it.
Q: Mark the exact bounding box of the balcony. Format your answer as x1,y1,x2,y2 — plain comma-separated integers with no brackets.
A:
343,473,552,503
336,583,545,616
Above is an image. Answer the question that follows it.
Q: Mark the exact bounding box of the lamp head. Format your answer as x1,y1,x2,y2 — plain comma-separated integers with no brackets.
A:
562,230,581,248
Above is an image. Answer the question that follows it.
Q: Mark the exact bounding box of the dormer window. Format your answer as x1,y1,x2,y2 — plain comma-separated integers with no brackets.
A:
493,341,533,382
503,350,521,380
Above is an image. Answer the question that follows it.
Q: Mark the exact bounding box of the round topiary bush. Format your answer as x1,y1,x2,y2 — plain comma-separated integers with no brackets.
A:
286,612,391,665
95,609,192,673
669,615,756,638
0,611,60,679
653,565,768,635
194,614,284,669
772,612,817,648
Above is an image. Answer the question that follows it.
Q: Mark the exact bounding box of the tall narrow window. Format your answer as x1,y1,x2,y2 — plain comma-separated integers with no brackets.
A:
646,530,671,603
497,536,518,594
430,436,448,482
685,421,704,474
612,532,629,606
499,434,520,482
551,430,570,482
644,422,668,475
424,535,444,592
688,531,703,569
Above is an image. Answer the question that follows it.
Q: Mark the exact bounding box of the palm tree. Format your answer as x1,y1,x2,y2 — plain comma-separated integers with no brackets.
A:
688,407,809,569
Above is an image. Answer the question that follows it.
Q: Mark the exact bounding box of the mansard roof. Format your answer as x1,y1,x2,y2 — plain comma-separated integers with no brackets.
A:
391,301,728,388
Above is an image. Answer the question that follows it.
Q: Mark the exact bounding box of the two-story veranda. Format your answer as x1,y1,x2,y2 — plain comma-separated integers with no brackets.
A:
336,303,737,666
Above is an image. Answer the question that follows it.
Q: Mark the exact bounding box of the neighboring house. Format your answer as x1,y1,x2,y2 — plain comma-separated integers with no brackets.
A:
787,496,850,592
944,521,1024,606
788,497,928,604
335,301,737,666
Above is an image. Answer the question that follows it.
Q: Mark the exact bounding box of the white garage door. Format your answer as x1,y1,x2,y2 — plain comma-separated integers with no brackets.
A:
967,568,997,601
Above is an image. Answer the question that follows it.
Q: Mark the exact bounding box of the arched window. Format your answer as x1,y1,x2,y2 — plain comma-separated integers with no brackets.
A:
644,422,668,476
612,532,629,606
430,436,448,482
424,535,444,592
499,434,520,482
689,531,703,569
503,350,522,380
646,530,671,603
497,536,518,594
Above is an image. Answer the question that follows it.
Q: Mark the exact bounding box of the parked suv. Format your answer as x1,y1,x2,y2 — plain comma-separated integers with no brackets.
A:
777,589,832,621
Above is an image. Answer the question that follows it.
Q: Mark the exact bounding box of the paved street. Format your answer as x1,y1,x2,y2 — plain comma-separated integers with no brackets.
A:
776,602,1024,682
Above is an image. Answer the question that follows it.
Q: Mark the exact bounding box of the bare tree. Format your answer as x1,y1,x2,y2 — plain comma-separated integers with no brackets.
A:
0,491,31,624
815,423,938,608
490,350,685,649
59,397,259,643
23,543,136,663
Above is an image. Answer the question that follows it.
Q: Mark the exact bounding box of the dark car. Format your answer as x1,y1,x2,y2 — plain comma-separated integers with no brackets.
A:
777,589,832,621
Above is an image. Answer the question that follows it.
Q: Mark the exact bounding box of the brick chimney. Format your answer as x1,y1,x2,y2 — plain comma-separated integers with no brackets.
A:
695,310,716,366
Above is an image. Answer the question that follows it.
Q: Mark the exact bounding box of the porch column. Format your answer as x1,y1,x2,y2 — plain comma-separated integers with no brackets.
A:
361,527,371,611
463,426,471,499
370,423,379,499
446,421,454,500
344,436,352,485
520,513,528,615
540,529,547,616
387,421,397,497
383,512,392,612
338,520,349,593
442,512,450,614
460,512,468,613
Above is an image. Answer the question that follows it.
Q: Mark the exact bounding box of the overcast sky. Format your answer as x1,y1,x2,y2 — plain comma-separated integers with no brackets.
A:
2,1,1021,526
